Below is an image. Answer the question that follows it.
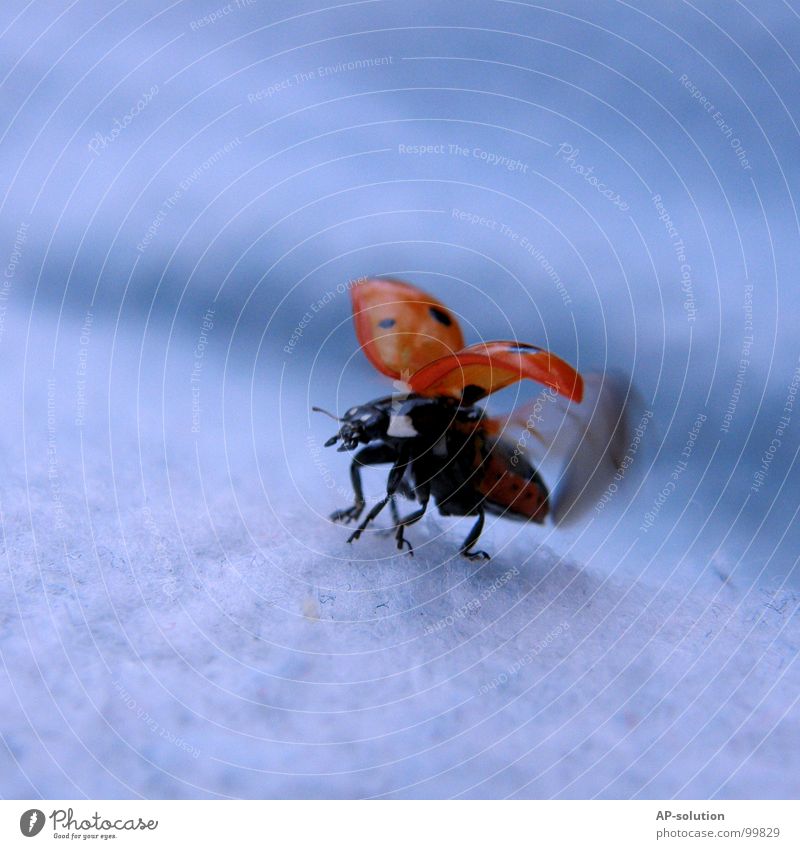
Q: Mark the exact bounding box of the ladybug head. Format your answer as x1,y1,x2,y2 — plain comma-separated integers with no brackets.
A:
313,403,388,451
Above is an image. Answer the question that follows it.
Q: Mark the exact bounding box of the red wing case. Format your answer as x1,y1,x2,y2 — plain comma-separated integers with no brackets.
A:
409,340,584,405
350,278,465,380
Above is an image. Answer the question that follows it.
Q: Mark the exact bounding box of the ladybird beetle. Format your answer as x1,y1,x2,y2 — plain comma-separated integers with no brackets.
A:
315,278,584,559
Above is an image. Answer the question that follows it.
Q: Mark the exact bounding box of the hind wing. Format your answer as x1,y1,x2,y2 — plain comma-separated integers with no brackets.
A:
484,372,636,525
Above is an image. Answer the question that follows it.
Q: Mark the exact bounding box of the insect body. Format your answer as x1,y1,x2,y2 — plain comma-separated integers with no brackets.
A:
316,278,584,559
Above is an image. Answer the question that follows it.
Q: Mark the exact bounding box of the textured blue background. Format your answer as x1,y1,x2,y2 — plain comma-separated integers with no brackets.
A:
0,0,798,799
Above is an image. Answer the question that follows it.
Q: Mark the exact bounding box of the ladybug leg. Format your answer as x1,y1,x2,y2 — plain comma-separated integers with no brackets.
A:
393,484,431,556
389,496,402,526
381,477,417,533
330,444,397,524
377,495,402,538
460,508,490,560
347,450,410,544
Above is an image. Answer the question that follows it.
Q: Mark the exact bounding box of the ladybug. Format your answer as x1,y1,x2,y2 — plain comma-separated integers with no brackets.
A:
315,278,584,559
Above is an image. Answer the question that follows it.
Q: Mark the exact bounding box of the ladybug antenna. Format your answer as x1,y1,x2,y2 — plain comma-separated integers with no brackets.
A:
311,406,342,422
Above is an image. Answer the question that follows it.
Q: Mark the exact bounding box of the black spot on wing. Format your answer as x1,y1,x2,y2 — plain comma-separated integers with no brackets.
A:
506,343,542,353
461,384,486,406
378,317,396,328
429,306,452,326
